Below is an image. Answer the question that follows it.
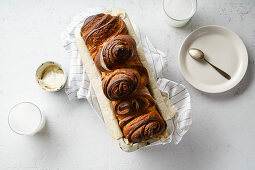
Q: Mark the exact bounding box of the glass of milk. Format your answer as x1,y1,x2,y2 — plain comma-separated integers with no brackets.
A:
8,102,46,135
163,0,197,27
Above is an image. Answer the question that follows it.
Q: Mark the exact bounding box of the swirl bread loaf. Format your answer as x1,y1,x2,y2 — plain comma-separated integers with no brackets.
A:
80,13,166,143
75,9,177,151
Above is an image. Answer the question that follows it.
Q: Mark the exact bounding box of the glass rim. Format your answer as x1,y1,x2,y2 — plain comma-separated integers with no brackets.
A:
8,102,43,135
163,0,197,21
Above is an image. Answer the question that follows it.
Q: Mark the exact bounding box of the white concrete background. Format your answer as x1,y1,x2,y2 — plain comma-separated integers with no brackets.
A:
0,0,255,169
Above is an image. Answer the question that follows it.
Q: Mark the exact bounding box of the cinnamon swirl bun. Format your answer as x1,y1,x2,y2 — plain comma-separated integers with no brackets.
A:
78,11,168,144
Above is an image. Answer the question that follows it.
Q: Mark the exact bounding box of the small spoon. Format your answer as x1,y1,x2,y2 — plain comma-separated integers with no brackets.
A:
188,48,231,80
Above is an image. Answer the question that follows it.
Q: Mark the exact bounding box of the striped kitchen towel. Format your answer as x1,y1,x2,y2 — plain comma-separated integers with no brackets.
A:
61,8,191,144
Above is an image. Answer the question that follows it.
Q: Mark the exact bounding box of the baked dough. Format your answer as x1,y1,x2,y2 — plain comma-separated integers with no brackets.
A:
75,8,177,149
75,25,123,140
104,8,177,120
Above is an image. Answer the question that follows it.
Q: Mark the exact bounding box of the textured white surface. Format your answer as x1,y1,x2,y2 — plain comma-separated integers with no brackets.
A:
0,0,255,170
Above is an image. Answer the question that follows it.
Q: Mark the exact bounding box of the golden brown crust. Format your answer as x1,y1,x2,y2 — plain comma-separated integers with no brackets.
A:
122,107,166,143
81,14,127,59
128,65,149,89
102,68,140,101
81,13,166,143
112,88,154,117
113,88,166,142
94,35,137,72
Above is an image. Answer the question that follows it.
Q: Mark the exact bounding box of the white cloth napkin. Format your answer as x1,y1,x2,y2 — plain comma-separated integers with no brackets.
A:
61,8,192,144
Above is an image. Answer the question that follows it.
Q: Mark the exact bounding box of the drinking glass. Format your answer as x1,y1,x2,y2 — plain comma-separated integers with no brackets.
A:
8,102,46,135
163,0,197,27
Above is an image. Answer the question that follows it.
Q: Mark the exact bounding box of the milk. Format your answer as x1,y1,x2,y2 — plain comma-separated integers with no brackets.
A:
9,102,45,135
163,0,196,27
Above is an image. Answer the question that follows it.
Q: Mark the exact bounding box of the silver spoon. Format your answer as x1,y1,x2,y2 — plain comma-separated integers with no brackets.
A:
188,48,231,80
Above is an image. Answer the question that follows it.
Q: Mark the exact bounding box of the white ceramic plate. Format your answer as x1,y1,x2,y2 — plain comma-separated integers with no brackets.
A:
179,25,248,93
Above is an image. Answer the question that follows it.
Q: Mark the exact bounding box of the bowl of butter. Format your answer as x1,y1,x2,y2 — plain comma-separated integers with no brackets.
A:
36,61,67,92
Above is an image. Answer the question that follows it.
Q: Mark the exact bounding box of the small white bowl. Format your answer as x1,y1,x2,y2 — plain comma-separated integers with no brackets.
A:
36,61,67,92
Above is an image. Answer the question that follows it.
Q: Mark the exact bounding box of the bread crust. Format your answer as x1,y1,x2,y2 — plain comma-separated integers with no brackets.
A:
75,8,177,151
